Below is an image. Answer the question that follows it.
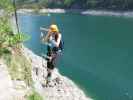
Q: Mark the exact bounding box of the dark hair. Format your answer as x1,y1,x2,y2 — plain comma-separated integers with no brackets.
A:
55,32,59,42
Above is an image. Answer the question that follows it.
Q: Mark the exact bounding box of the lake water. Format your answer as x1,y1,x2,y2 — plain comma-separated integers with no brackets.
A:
19,13,133,100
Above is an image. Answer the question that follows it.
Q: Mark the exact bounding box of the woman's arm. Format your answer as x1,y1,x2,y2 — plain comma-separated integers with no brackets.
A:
44,30,52,43
40,27,49,32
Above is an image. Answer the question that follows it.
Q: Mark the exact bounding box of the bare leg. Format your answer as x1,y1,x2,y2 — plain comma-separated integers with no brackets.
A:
46,68,53,86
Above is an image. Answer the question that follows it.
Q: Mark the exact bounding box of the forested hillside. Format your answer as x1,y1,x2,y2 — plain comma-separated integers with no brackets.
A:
15,0,133,10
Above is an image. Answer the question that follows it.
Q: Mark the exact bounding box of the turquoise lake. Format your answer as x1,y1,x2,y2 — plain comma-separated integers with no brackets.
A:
18,13,133,100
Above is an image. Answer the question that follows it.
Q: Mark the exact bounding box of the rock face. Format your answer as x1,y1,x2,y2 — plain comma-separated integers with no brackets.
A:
0,60,13,100
22,47,92,100
0,60,28,100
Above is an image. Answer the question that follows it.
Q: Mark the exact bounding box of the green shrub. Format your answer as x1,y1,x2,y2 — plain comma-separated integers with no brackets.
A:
27,91,43,100
0,48,11,57
7,33,31,46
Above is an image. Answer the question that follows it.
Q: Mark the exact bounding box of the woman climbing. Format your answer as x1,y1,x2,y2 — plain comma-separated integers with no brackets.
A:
41,24,62,86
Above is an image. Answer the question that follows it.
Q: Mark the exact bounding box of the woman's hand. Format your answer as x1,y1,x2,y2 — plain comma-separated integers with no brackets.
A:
44,29,53,43
48,28,53,33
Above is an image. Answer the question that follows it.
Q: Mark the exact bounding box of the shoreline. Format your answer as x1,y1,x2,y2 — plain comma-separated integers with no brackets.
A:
22,47,92,100
17,8,133,17
82,10,133,17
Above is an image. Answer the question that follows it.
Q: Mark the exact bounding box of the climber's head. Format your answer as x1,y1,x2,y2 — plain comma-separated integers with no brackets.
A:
49,24,59,33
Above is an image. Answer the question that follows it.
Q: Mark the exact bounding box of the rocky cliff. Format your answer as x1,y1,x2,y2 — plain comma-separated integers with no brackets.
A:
22,47,92,100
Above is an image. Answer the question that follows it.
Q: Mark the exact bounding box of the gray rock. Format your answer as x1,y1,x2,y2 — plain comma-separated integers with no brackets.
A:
23,47,93,100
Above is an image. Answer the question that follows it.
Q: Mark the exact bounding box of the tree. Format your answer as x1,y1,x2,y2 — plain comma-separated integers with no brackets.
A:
0,0,30,50
64,0,74,7
0,0,14,48
39,0,49,7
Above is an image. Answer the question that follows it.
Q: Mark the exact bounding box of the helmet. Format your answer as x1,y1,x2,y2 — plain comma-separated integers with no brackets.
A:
50,24,59,32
